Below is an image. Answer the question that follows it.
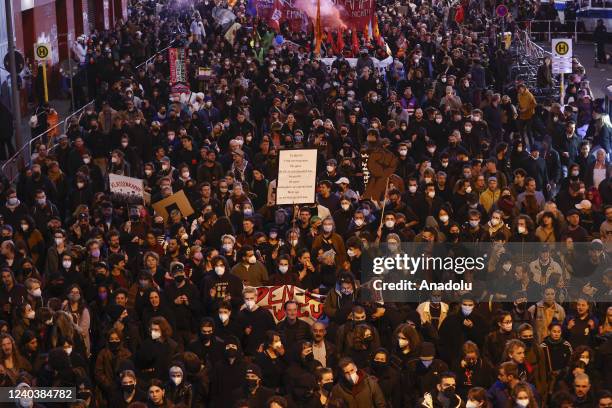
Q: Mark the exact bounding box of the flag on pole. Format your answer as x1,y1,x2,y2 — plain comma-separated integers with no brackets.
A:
351,29,359,55
314,0,323,55
373,15,384,47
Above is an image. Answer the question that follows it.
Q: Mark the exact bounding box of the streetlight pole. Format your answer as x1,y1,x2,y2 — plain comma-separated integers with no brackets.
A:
5,0,23,152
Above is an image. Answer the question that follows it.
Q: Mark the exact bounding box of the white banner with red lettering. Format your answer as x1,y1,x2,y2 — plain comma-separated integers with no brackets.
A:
256,285,325,324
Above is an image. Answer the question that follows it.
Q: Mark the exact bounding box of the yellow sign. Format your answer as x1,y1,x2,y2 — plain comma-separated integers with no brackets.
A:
555,41,569,56
35,43,51,61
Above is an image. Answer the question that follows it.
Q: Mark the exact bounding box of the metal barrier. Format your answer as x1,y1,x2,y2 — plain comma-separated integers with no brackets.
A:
521,20,580,43
1,45,172,184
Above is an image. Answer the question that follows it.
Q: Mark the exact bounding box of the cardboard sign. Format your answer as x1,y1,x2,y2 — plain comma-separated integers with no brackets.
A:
276,149,318,205
109,174,144,204
256,285,325,324
152,190,195,223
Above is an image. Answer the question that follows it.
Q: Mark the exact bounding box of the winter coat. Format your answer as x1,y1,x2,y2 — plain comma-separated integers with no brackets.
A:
330,371,386,408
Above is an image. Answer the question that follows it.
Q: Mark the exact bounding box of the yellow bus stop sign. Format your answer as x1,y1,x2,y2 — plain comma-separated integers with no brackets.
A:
555,41,569,56
35,43,51,61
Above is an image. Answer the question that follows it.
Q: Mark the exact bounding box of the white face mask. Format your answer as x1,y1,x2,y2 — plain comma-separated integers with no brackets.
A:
341,203,350,211
55,238,64,245
245,299,256,310
469,220,480,228
65,347,73,355
248,255,257,264
171,375,182,385
323,224,333,233
501,322,513,332
26,310,36,319
465,186,472,193
425,177,433,184
516,399,530,408
398,338,409,348
502,263,512,272
151,330,161,340
279,265,289,274
76,182,85,189
461,305,474,315
439,215,449,223
349,372,359,384
62,260,72,269
385,220,395,229
409,185,417,193
436,118,443,124
30,288,42,298
517,225,526,234
399,149,408,156
354,219,365,226
427,191,435,199
290,239,299,246
222,243,233,252
326,165,335,173
466,401,480,408
83,157,91,164
580,357,589,365
490,218,500,226
273,341,282,350
215,266,225,276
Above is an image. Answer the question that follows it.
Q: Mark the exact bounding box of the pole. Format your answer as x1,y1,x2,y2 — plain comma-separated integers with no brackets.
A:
560,73,565,105
5,0,23,152
67,46,75,110
42,61,49,103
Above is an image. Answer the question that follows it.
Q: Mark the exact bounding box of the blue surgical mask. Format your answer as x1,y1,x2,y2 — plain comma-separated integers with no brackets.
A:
421,359,433,368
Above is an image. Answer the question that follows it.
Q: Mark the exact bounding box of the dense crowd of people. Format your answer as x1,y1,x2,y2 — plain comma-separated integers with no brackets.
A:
0,0,611,406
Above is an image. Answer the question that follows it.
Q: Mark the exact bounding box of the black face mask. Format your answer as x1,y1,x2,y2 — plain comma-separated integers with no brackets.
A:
303,352,314,362
371,360,388,372
522,338,533,347
226,348,238,359
322,382,334,393
174,275,185,284
200,332,212,343
108,341,120,352
443,386,456,398
122,384,135,394
246,378,258,391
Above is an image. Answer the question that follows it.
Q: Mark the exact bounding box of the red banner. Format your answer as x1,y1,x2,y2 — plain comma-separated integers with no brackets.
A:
169,48,177,84
338,0,374,29
168,48,188,85
253,0,373,32
255,0,310,32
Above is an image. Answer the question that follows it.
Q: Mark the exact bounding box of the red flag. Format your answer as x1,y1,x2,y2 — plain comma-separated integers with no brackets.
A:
314,0,323,55
373,15,384,47
351,29,359,55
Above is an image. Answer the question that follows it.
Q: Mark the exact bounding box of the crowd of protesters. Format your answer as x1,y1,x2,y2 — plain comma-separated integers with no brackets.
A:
0,0,611,406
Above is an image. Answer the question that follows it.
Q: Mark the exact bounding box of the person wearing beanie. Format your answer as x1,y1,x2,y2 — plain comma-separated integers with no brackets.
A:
209,336,248,407
231,362,275,407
